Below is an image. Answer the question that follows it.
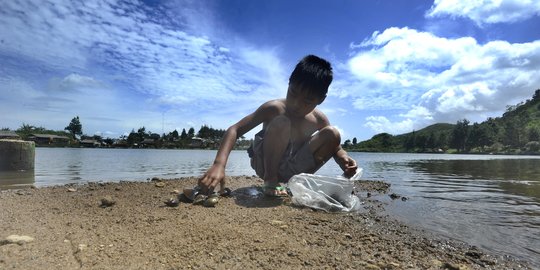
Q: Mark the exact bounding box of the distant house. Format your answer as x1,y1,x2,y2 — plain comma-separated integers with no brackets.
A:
28,134,70,147
140,138,155,148
80,139,100,148
113,139,129,148
189,137,205,148
0,130,21,140
189,137,218,149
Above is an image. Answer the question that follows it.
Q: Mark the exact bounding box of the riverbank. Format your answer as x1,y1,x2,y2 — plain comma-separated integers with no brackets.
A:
0,176,531,269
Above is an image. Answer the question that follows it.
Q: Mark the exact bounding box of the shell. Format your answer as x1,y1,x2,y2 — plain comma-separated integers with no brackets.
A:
192,194,207,205
203,194,220,207
164,198,179,207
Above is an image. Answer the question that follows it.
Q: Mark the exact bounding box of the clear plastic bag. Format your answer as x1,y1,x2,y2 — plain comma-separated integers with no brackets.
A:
287,169,363,212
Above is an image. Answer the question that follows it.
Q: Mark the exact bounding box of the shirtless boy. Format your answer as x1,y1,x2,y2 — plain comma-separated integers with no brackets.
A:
198,55,357,196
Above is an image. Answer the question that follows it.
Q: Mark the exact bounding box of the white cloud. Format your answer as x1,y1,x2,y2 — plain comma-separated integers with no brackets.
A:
0,75,127,135
427,0,540,25
319,107,349,117
341,27,540,134
48,74,104,92
422,82,496,114
399,106,433,120
364,116,414,135
352,95,410,111
0,0,289,135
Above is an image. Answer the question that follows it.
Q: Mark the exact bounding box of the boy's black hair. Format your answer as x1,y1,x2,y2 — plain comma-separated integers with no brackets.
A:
289,55,333,99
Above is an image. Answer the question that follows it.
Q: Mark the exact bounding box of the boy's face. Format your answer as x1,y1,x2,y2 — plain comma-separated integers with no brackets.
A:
285,84,326,118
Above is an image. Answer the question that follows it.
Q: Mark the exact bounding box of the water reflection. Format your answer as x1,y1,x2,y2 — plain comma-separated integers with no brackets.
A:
0,170,35,189
408,159,540,202
31,148,250,186
391,158,540,266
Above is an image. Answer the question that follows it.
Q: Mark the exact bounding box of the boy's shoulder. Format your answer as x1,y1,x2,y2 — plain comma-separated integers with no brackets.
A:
259,99,286,112
310,107,329,123
262,98,286,106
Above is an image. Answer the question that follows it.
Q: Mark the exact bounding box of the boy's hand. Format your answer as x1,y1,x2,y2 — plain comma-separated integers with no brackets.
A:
198,163,225,193
337,154,357,178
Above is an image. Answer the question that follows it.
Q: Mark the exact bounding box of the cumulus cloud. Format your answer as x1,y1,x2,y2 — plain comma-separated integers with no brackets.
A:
426,0,540,25
0,0,288,135
364,116,414,135
399,105,433,120
48,74,104,92
341,27,540,134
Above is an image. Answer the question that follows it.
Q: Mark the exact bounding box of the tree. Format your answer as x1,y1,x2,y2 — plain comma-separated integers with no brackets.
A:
415,134,427,151
180,128,188,140
65,116,82,139
467,123,491,150
377,133,393,149
533,89,540,101
127,129,138,145
172,129,179,139
426,132,436,150
352,137,357,145
187,127,195,138
103,138,114,146
198,125,209,138
528,127,540,142
503,121,520,147
484,118,500,144
404,131,416,151
436,133,448,150
137,127,147,142
450,119,470,152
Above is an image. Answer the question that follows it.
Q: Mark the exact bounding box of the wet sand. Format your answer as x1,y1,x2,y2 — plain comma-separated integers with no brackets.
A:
0,176,531,269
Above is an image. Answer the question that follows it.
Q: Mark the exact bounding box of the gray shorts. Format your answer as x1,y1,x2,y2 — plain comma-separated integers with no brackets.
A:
247,130,317,182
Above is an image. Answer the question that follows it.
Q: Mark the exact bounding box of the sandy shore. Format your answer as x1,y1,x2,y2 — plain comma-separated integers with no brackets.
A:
0,176,531,269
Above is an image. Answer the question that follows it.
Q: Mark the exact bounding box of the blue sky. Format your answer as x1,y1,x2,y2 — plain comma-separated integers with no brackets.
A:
1,0,540,141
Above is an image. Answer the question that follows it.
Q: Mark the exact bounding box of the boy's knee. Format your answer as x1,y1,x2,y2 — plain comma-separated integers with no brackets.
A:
320,126,341,146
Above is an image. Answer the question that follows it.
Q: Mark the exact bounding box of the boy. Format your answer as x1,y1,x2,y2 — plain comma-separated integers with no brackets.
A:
198,55,357,196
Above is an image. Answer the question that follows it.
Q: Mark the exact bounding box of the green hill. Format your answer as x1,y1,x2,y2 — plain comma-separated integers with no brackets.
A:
345,89,540,154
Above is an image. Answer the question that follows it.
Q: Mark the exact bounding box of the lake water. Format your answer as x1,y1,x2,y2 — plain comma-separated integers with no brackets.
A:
1,148,539,266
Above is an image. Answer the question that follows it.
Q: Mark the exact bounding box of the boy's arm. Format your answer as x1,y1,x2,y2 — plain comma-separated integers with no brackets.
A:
198,101,278,192
316,110,358,178
333,147,357,178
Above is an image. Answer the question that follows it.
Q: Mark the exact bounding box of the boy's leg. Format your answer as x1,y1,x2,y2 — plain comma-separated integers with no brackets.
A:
275,125,341,182
308,126,341,170
262,115,291,195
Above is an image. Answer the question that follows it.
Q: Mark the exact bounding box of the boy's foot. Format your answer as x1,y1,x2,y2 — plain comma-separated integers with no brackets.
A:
262,184,288,197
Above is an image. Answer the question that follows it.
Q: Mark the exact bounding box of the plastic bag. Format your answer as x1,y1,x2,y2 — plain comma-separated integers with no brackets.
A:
287,169,363,212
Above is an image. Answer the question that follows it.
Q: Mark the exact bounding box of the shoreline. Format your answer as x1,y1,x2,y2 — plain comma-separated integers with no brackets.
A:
0,176,532,269
27,146,540,156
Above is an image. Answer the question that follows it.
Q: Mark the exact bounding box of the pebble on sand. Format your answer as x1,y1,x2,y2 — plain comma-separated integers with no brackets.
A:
3,235,34,245
155,182,166,188
100,196,116,207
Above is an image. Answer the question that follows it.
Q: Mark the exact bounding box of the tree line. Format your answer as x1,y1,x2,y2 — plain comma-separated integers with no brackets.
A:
345,89,540,154
3,118,248,149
